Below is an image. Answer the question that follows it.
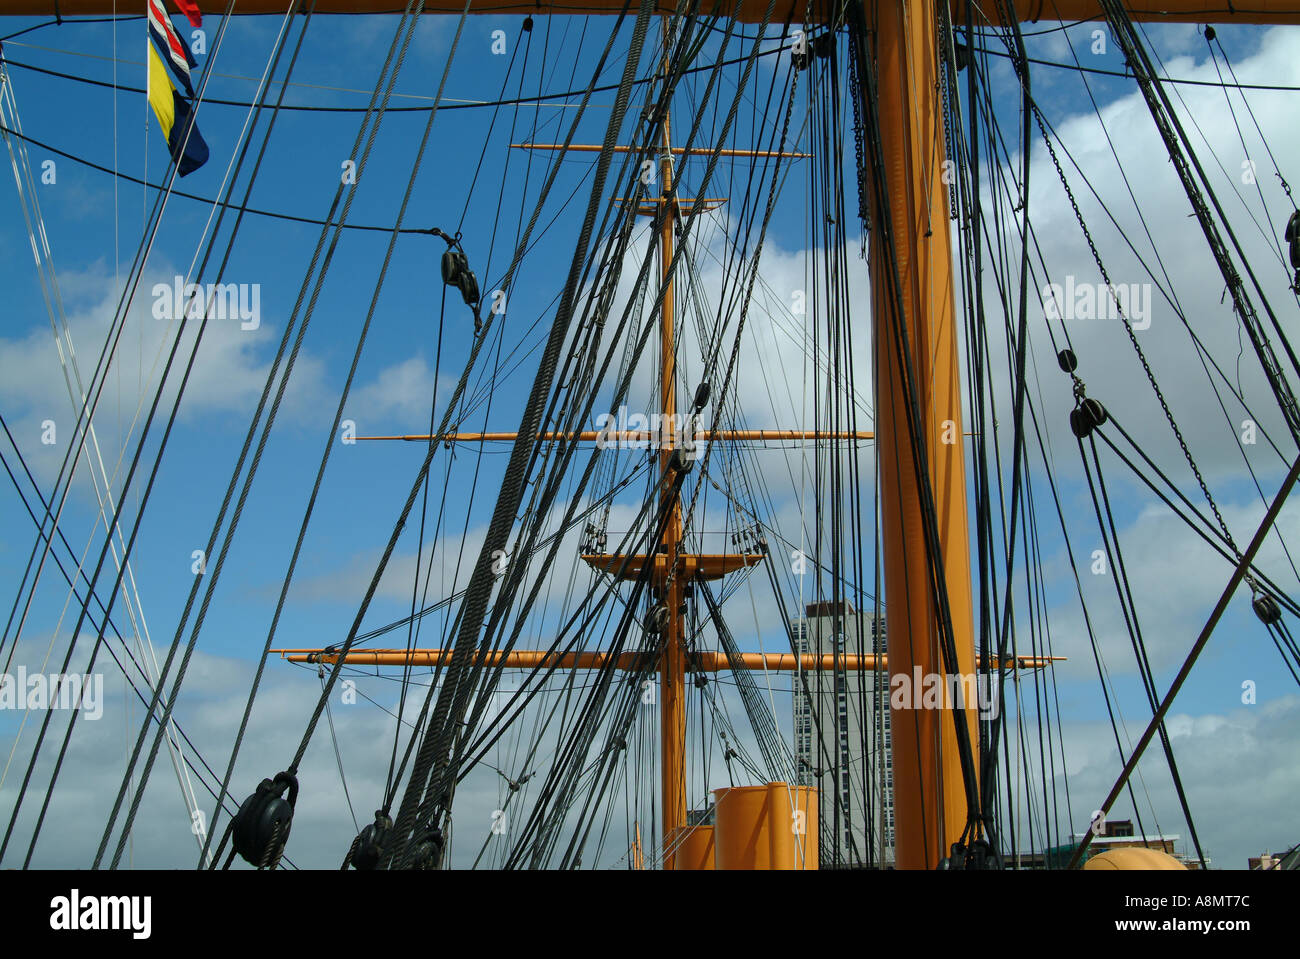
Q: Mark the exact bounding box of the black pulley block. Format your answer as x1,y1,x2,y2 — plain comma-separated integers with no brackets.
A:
441,249,467,285
350,810,393,871
408,824,444,870
232,771,297,867
1069,398,1108,439
1253,593,1282,626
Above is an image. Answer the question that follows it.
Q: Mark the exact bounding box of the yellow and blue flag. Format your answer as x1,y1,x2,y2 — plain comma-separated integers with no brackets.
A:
146,39,208,176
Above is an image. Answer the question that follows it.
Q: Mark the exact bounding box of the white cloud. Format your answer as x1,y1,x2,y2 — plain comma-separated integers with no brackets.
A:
1026,695,1300,867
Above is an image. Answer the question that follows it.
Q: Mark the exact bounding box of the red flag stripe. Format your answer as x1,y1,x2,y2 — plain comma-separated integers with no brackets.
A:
169,0,203,28
147,0,188,65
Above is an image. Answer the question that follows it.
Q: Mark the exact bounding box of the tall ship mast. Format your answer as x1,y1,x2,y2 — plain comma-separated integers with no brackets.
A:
0,0,1298,873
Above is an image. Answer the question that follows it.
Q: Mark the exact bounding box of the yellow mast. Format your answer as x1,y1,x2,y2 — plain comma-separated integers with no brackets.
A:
868,0,978,870
654,14,688,869
494,11,818,868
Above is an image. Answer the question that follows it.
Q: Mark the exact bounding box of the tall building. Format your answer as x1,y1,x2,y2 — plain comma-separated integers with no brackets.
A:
791,601,893,867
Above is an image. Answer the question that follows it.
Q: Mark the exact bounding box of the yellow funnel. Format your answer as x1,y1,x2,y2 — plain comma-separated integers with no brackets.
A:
713,783,818,870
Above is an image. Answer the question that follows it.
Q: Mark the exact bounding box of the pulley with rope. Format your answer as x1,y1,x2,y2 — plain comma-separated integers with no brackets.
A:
1286,210,1300,293
430,226,483,332
345,809,394,871
1058,349,1110,440
226,771,298,870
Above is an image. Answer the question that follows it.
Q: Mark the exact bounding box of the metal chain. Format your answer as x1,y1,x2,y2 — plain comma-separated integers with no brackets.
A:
1033,107,1246,568
935,32,959,219
846,31,870,231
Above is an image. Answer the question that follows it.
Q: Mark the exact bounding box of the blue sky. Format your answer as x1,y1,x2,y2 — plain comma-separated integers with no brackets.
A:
0,10,1298,868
